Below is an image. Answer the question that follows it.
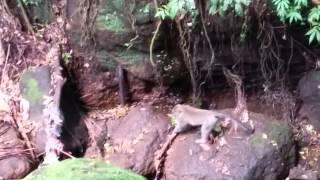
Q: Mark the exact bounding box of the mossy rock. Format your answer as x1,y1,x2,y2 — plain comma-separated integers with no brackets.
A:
23,158,147,180
19,66,52,119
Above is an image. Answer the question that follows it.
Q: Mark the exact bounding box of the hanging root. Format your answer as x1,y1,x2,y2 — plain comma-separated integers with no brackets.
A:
198,0,215,81
176,16,200,104
223,67,249,123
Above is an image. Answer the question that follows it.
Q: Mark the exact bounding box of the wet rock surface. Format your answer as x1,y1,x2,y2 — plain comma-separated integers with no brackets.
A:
164,110,296,180
20,66,52,154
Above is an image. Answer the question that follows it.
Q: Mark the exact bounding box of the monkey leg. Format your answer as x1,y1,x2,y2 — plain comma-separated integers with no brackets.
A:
195,120,215,144
173,120,189,133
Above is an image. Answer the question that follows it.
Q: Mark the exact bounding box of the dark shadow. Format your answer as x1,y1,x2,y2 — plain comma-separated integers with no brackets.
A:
59,80,89,157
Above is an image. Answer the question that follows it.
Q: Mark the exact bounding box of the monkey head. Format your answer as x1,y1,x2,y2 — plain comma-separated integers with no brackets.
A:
172,104,183,116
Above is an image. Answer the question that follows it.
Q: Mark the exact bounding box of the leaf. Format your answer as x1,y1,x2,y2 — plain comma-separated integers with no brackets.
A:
306,28,317,44
208,0,219,15
287,9,302,23
155,7,167,19
235,3,244,16
316,29,320,42
308,7,320,24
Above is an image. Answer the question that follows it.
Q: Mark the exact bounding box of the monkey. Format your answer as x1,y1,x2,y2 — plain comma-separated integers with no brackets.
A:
171,104,254,144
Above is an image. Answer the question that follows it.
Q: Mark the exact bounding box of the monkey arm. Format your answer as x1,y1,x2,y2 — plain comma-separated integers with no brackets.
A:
230,118,255,134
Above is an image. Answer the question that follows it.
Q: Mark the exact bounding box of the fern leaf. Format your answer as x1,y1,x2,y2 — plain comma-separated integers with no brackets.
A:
308,7,320,25
287,9,303,23
294,0,308,7
235,3,244,16
306,28,317,44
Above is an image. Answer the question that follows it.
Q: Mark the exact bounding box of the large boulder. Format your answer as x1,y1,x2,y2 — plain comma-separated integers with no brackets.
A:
297,70,320,130
297,70,320,103
164,110,296,180
102,104,170,175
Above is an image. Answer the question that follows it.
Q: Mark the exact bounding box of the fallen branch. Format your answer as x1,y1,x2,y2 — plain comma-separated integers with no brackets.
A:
154,133,178,180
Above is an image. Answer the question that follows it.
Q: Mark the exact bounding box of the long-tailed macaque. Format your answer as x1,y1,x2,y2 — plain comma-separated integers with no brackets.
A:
171,104,254,144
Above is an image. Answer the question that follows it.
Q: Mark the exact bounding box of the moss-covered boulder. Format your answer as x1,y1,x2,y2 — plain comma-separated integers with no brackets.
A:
23,158,147,180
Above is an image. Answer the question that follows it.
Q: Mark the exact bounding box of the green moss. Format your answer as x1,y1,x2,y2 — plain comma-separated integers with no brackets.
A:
23,158,147,180
107,0,126,12
96,14,127,32
22,77,43,104
133,2,155,24
95,49,117,70
117,49,147,64
250,132,267,147
250,121,291,148
311,72,320,80
268,121,291,145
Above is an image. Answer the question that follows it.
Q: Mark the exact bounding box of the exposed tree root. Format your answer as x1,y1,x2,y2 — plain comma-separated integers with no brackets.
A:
154,133,178,180
223,67,249,123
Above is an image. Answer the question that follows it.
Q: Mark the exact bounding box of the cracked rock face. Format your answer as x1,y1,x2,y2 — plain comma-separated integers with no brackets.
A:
164,110,296,180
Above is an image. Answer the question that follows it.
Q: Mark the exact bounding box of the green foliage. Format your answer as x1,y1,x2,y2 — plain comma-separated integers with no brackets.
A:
23,158,147,180
20,0,42,6
307,6,320,43
62,52,72,65
155,0,196,20
306,25,320,44
208,0,250,16
272,0,320,44
167,114,177,126
22,78,43,104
